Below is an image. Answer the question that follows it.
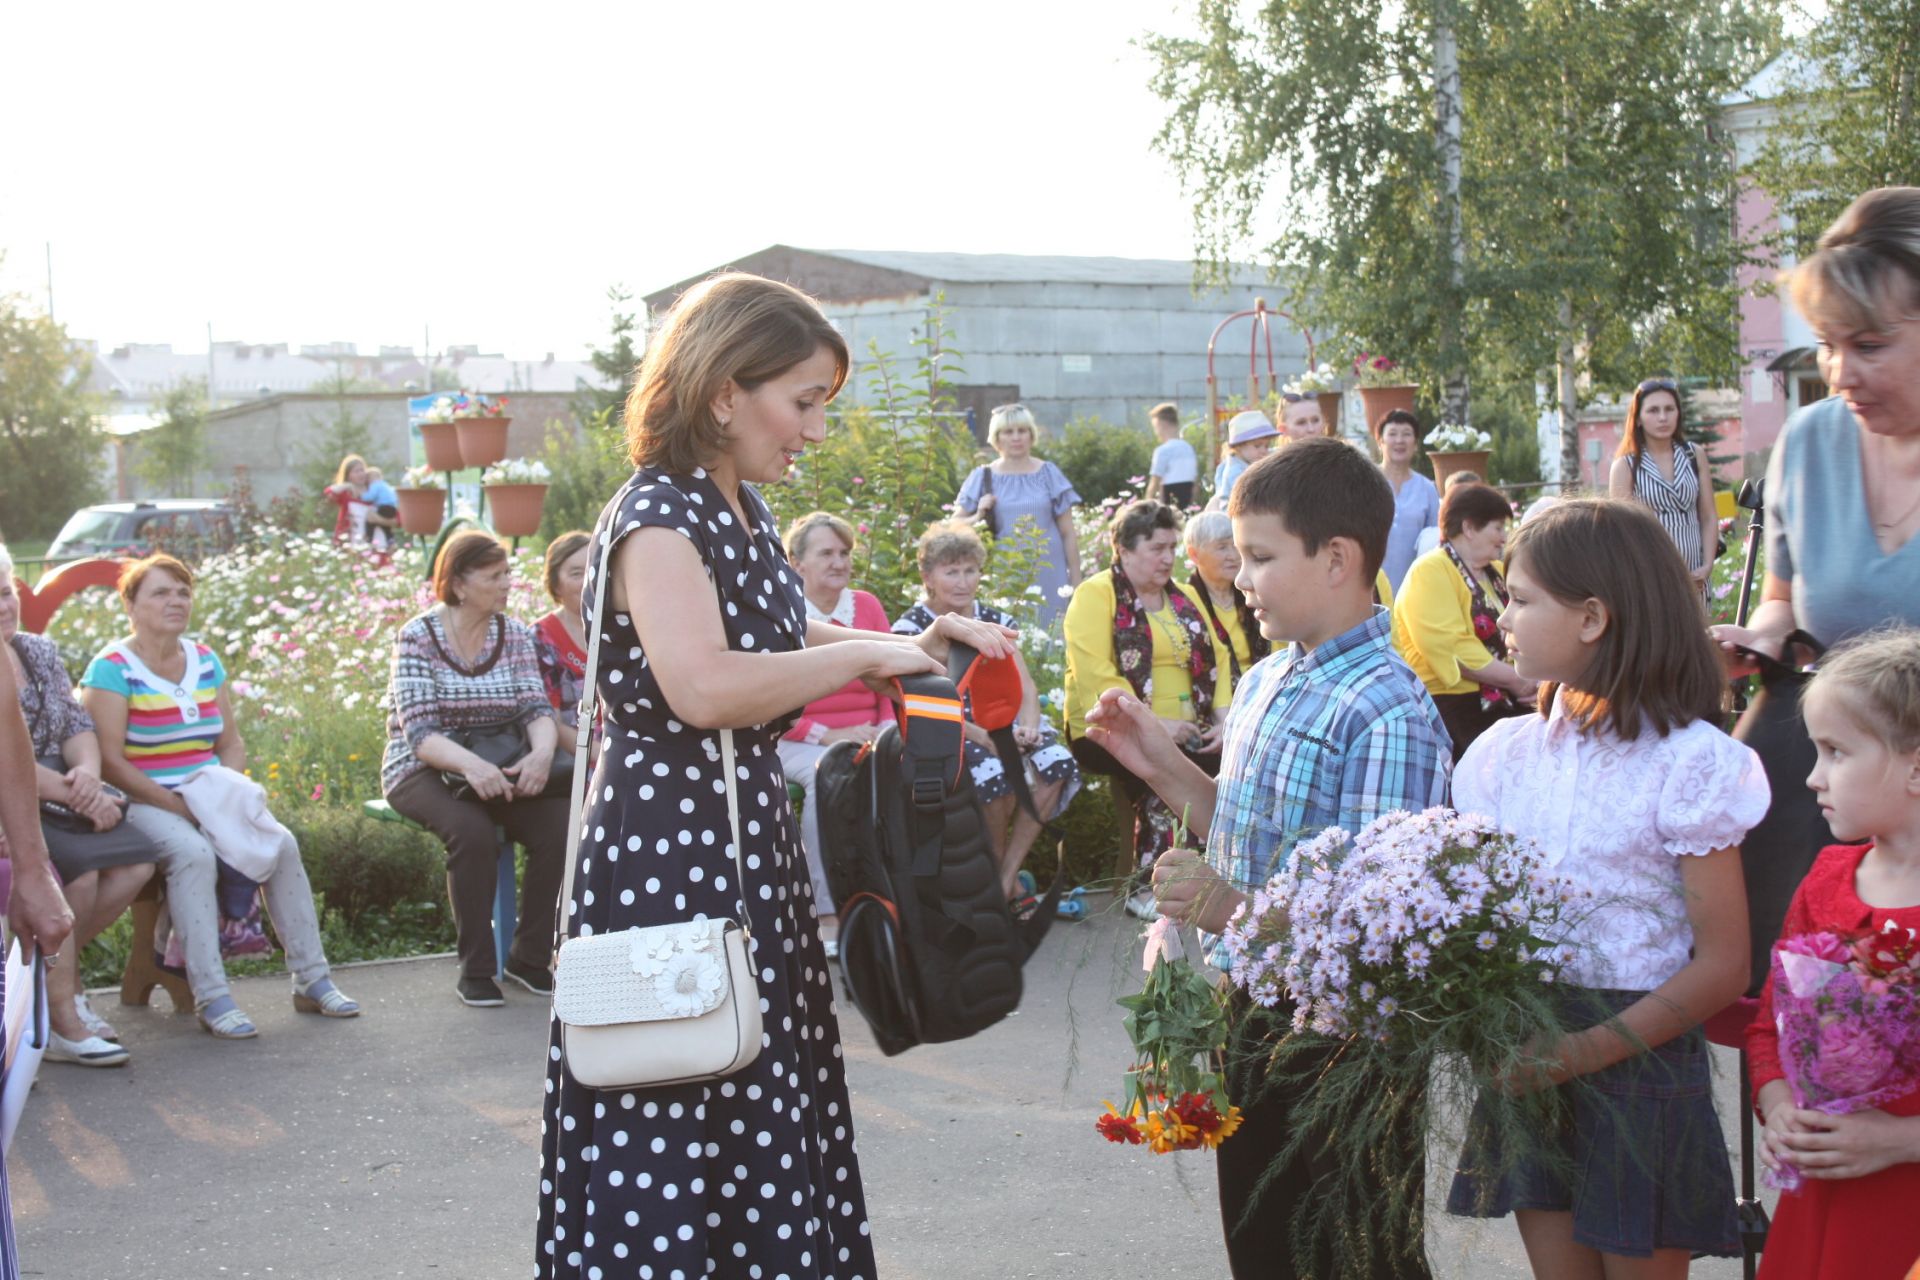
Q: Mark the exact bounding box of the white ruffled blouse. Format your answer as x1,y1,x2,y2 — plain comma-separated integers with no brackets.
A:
1452,699,1770,990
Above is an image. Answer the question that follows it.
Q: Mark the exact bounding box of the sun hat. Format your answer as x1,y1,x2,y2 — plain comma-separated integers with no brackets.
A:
1226,410,1279,446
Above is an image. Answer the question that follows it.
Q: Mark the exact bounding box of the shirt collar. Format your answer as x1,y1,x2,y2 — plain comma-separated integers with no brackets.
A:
1283,606,1393,677
804,587,856,626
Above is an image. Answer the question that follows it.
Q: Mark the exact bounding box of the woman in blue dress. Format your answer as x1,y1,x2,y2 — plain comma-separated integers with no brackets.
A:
954,403,1083,625
535,272,1014,1280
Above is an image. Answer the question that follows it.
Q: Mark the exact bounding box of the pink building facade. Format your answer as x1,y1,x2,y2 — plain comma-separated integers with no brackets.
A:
1723,56,1828,456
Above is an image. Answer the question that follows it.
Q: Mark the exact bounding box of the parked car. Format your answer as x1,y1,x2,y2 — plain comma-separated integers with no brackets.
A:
46,500,238,562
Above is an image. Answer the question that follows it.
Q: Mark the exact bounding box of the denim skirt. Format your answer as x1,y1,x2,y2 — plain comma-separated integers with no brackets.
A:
1445,986,1739,1258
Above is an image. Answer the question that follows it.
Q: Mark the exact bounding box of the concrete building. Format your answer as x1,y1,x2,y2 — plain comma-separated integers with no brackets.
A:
644,247,1313,438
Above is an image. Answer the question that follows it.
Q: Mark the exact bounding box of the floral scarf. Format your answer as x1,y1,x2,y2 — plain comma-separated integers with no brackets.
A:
1110,564,1217,726
1110,564,1219,869
1187,570,1270,690
1442,541,1511,710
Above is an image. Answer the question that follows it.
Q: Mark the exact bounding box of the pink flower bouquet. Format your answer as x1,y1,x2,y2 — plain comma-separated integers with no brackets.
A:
1766,922,1920,1191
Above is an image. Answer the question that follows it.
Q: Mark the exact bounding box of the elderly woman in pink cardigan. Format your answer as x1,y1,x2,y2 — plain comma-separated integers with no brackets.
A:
776,512,894,956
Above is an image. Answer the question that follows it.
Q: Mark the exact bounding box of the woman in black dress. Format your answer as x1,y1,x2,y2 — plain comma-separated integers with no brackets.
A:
536,272,1014,1279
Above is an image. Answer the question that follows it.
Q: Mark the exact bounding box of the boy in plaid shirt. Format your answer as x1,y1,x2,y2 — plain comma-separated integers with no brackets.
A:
1086,437,1451,1279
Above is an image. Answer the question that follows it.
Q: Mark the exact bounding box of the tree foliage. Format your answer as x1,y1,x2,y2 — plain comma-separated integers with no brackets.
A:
1145,0,1781,479
575,285,641,428
134,377,212,497
1746,0,1920,256
0,285,104,541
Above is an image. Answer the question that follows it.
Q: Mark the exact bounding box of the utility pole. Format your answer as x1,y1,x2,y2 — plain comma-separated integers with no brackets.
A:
44,242,54,322
207,321,216,408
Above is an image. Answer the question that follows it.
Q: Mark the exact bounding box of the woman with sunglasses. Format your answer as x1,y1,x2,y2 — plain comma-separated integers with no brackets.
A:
954,402,1083,624
1609,377,1718,592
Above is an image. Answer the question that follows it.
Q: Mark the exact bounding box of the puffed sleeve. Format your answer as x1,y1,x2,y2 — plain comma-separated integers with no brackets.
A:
1656,724,1772,857
1044,461,1083,516
954,465,985,516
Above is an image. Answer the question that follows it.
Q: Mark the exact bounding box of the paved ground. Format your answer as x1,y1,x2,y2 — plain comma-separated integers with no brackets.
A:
11,904,1766,1279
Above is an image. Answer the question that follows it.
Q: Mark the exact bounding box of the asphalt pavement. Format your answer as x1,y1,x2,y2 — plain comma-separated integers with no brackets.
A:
10,903,1764,1279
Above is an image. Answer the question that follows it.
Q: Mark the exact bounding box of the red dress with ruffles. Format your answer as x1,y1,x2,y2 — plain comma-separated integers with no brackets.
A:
1746,843,1920,1280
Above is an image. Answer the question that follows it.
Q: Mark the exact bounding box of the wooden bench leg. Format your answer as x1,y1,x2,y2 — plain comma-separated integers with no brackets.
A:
119,878,197,1012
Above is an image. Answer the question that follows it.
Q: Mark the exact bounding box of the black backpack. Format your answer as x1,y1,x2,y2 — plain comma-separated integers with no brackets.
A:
814,669,1060,1056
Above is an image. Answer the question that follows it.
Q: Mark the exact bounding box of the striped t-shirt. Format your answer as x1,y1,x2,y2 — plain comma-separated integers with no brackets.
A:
81,640,228,788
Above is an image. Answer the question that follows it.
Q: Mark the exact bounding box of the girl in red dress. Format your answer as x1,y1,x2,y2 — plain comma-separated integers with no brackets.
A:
1748,630,1920,1280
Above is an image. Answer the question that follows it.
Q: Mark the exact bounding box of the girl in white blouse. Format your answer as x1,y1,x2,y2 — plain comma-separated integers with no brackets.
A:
1444,499,1768,1275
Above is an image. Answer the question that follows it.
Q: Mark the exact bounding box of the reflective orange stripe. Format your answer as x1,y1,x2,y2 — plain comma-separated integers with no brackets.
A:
902,695,963,723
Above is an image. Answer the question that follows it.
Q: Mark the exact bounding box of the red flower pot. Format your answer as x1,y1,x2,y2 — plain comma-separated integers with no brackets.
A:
1357,385,1419,433
456,416,512,469
1314,391,1343,436
395,487,447,535
485,483,547,537
420,421,463,472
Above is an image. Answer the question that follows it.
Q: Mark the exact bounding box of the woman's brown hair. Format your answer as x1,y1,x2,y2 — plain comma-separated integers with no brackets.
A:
542,531,592,603
1438,482,1513,540
624,272,851,474
1613,379,1684,463
1504,498,1723,739
1108,499,1181,561
117,554,193,606
1789,186,1920,335
433,529,509,607
333,454,369,486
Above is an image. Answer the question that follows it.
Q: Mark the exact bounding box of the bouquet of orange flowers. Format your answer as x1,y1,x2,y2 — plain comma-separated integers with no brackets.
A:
1097,917,1243,1154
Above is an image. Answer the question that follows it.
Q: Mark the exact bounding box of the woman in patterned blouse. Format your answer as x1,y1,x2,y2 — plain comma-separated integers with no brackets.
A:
381,530,568,1009
532,530,592,737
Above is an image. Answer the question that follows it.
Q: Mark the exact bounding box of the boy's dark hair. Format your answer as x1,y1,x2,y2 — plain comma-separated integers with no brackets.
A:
1505,498,1724,739
1229,436,1390,580
1439,483,1513,539
1108,499,1181,561
1149,402,1180,426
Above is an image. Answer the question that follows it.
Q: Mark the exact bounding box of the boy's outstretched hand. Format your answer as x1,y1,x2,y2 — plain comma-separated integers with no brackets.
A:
1084,688,1181,783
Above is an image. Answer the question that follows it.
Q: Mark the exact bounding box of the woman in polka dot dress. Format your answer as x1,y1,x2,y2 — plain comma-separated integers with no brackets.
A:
536,273,1015,1279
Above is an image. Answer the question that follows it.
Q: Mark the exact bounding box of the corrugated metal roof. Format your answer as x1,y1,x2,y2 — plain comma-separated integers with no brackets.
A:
811,248,1273,288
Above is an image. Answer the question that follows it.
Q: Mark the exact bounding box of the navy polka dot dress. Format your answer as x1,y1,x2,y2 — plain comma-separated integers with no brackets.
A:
535,466,876,1280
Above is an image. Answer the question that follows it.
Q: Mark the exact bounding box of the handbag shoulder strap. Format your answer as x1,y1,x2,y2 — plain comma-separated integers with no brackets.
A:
557,528,754,954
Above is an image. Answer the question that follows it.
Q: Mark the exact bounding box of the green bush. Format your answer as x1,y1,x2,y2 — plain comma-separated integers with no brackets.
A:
1039,417,1155,512
540,413,633,541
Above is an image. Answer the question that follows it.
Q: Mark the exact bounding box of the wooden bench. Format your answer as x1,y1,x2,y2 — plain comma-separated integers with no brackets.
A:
119,878,195,1011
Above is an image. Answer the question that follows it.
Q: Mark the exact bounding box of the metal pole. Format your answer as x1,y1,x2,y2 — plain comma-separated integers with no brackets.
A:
44,242,54,322
207,321,216,407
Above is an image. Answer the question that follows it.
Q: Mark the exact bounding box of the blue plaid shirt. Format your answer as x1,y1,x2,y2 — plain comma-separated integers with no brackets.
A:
1204,607,1452,961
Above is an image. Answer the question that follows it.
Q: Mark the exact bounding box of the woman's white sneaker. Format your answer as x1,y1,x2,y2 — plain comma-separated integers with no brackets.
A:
45,1030,130,1067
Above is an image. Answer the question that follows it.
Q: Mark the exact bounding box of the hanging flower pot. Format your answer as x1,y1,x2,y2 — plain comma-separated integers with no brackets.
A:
1357,385,1419,432
484,484,547,537
456,416,512,469
395,487,447,535
1428,449,1492,489
1314,392,1343,436
420,421,463,472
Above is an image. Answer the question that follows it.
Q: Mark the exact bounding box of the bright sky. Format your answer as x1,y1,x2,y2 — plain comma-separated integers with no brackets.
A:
0,1,1202,361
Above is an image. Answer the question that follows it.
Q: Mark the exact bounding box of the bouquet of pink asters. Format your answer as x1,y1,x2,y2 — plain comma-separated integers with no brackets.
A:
1766,920,1920,1191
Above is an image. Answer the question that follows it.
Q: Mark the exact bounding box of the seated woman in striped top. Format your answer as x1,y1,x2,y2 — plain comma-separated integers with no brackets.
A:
81,555,355,1040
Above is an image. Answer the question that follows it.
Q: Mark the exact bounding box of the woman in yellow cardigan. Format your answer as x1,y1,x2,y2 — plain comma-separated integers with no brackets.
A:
1391,482,1535,760
1064,499,1229,917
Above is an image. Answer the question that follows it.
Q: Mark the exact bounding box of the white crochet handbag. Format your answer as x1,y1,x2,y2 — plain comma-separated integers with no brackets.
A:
549,534,763,1089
